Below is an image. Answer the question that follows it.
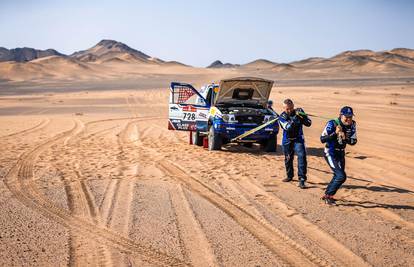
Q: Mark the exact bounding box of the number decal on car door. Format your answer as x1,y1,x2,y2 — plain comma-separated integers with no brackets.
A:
183,112,196,121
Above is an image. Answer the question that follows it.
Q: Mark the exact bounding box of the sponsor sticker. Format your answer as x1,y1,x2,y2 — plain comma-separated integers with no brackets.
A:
182,105,197,112
210,107,216,116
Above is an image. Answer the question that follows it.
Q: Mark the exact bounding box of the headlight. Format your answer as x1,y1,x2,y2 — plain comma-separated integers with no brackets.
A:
222,114,229,122
263,115,276,123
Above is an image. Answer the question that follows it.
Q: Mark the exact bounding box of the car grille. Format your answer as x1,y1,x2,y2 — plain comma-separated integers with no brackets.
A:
235,115,264,124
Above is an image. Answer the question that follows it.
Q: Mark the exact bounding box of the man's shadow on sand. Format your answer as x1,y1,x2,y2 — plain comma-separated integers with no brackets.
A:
307,166,414,210
308,166,414,195
335,199,414,210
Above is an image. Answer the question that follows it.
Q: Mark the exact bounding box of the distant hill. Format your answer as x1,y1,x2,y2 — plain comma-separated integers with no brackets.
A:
0,47,65,62
70,39,161,64
207,60,240,68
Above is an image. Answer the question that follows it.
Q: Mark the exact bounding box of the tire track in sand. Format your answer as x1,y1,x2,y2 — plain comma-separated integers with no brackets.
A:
133,123,218,266
99,117,161,230
61,119,115,266
4,118,188,267
0,118,50,139
196,152,370,267
168,184,219,267
120,121,219,266
134,134,314,266
63,117,168,266
233,176,370,267
100,120,134,233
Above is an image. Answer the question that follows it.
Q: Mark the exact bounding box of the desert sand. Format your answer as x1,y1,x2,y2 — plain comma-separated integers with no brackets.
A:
0,48,414,267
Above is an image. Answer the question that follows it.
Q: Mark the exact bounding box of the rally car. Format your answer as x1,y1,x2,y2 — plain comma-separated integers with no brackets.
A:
168,77,279,151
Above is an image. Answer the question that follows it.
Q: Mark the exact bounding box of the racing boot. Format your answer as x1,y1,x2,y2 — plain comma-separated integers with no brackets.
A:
322,195,336,205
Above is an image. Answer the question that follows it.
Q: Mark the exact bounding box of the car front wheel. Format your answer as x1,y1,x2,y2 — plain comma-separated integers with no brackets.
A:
261,134,277,152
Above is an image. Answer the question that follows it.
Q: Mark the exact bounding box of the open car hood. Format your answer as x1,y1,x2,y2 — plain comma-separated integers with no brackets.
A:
215,77,274,107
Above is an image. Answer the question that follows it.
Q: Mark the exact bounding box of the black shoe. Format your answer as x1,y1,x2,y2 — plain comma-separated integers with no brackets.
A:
322,195,336,205
298,180,306,189
282,177,293,182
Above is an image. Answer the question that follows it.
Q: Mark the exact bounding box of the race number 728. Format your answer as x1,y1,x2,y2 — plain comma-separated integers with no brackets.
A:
183,112,196,120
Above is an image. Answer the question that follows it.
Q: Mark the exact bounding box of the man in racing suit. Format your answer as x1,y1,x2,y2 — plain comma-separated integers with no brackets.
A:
278,99,312,189
320,106,357,205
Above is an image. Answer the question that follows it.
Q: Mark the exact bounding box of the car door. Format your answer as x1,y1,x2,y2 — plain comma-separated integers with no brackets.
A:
168,82,209,132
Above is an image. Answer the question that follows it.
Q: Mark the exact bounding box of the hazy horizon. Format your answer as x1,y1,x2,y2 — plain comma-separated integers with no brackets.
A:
1,0,414,67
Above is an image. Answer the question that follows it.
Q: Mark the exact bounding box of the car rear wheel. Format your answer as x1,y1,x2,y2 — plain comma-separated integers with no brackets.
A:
208,126,222,150
192,131,204,146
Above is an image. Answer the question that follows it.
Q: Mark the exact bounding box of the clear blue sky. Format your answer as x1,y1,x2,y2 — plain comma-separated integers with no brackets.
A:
1,0,413,66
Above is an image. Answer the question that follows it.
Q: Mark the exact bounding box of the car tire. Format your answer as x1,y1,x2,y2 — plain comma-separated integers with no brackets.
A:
192,131,204,146
262,134,277,152
208,126,222,150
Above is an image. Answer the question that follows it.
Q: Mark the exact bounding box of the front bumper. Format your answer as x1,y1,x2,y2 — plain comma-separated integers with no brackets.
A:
213,121,279,141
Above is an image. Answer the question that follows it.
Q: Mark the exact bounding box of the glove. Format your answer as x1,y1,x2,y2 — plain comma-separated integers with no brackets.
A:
296,108,307,117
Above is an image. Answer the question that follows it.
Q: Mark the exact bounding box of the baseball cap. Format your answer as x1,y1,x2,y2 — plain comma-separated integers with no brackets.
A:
340,106,354,116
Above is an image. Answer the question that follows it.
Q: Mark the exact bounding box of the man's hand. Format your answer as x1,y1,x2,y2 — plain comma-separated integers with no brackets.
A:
296,108,307,117
336,125,345,140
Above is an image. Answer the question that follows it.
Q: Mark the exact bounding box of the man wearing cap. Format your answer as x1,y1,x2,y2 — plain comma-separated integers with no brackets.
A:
267,100,278,116
278,99,312,189
320,106,357,205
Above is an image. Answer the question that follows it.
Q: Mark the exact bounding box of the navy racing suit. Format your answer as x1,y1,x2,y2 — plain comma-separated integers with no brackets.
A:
320,118,357,196
278,108,312,181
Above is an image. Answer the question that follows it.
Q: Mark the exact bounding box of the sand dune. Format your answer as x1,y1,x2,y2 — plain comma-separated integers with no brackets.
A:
292,49,414,74
243,59,279,69
0,55,114,81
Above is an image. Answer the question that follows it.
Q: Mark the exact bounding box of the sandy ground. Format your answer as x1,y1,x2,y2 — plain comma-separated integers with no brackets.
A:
0,73,413,266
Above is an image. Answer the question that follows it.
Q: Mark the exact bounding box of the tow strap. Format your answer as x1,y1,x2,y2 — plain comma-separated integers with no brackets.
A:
231,117,279,142
230,112,333,142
